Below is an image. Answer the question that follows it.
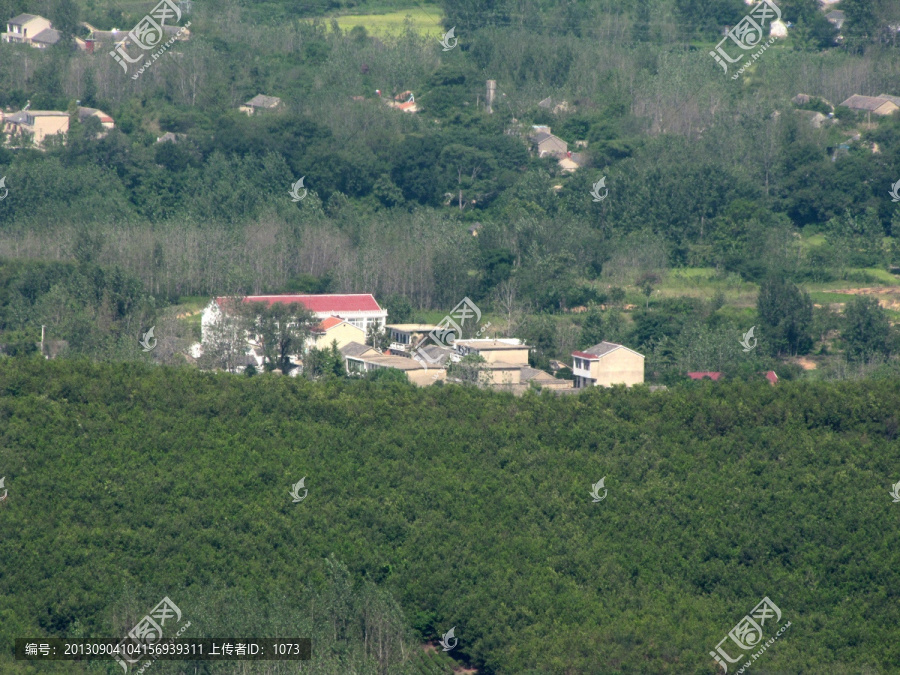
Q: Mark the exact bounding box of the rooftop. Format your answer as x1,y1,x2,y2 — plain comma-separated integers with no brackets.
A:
7,13,41,25
386,324,438,332
455,339,528,351
217,294,383,313
573,342,643,360
245,94,282,108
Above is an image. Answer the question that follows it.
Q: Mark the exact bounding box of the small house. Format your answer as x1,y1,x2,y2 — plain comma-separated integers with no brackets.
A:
571,342,645,388
239,95,284,116
2,14,59,48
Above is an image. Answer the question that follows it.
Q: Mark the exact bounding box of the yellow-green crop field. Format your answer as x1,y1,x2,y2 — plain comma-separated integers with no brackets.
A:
309,6,445,39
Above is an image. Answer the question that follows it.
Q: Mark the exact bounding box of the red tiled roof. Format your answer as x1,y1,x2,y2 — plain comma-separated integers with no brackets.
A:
217,294,382,313
572,351,600,360
765,371,778,384
313,317,345,332
687,371,722,381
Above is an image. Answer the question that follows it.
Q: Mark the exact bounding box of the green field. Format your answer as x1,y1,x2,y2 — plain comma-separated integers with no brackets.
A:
309,5,445,39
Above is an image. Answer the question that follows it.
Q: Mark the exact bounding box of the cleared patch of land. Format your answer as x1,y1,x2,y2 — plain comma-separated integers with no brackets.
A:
308,5,445,38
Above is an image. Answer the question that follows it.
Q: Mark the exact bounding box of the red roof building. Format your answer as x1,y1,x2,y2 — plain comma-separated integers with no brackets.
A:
204,294,387,343
687,371,723,381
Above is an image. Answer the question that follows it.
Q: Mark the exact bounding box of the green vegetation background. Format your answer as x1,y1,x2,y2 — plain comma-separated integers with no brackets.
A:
1,360,899,673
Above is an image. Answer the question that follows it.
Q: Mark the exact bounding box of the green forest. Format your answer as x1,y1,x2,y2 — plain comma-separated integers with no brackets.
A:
1,361,900,673
1,0,900,375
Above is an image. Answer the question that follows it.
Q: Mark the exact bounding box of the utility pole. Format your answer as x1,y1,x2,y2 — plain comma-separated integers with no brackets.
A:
41,325,45,358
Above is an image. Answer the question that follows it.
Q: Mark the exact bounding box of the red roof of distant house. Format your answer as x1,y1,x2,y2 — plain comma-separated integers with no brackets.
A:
313,317,346,332
572,351,600,360
217,294,382,313
687,371,723,381
765,370,778,385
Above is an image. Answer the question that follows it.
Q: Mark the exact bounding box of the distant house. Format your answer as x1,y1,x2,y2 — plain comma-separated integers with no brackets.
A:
239,95,284,116
202,294,387,345
687,371,723,381
839,95,899,117
537,96,553,109
156,131,187,143
825,10,845,29
797,109,828,128
519,366,572,390
878,94,900,107
2,14,60,48
308,317,366,352
385,91,419,113
765,370,778,385
386,324,438,356
77,106,115,132
531,130,567,159
79,21,189,52
341,341,445,386
2,110,68,146
558,151,588,173
454,339,530,365
572,342,645,388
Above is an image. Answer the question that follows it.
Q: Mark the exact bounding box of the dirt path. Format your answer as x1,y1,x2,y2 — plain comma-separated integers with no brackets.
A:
825,287,900,310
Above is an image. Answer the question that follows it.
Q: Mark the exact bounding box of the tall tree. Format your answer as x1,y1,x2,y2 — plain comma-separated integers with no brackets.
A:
242,301,315,373
757,277,814,356
843,296,891,362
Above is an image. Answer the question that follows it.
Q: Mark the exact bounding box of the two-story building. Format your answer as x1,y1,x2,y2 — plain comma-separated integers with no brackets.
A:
2,14,60,48
202,294,387,343
572,342,644,388
307,317,366,352
386,324,438,356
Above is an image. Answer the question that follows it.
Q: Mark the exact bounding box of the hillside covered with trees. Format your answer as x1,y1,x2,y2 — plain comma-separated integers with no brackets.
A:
0,361,899,673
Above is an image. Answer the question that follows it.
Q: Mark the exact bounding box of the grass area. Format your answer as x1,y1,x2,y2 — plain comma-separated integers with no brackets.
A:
308,5,445,39
170,296,209,339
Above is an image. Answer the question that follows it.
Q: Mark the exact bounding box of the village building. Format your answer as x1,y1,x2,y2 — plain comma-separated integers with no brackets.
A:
202,294,387,344
307,317,366,352
239,95,284,115
839,95,899,117
1,110,68,146
2,14,59,48
572,342,645,388
386,324,439,356
341,341,445,386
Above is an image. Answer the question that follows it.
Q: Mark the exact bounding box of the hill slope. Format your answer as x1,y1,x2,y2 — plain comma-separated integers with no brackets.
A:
0,360,899,673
